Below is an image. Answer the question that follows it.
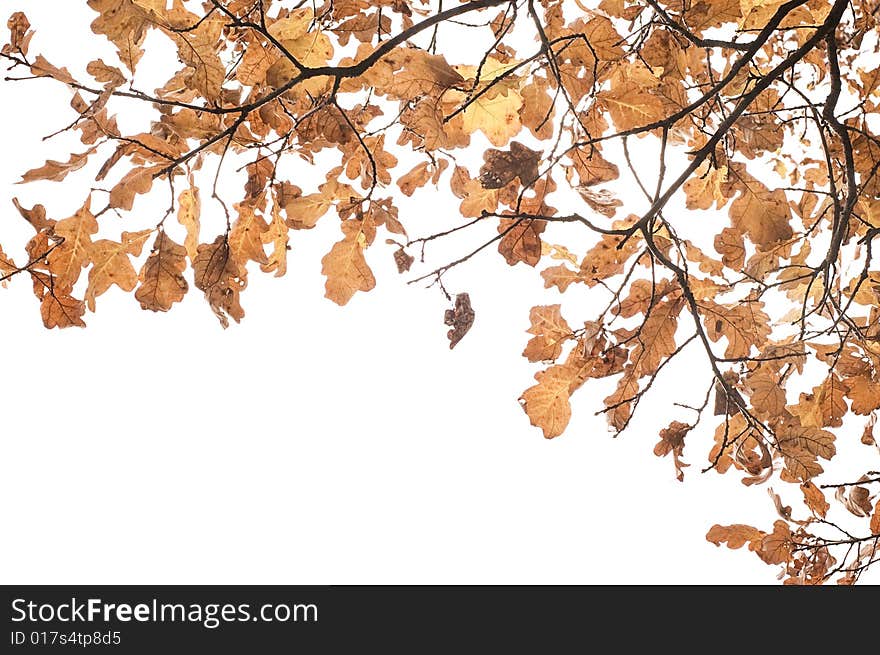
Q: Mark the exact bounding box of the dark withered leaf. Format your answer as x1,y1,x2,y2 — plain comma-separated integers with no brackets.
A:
444,292,475,349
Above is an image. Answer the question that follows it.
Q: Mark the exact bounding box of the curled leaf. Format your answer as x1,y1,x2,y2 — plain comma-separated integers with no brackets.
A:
444,292,475,349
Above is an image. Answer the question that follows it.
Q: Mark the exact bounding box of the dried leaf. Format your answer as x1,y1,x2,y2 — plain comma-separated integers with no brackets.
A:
393,247,414,274
521,365,573,439
86,230,152,311
20,151,93,183
193,236,247,328
654,421,691,481
40,291,86,329
800,481,829,519
177,183,201,263
135,232,189,312
321,220,376,305
758,521,792,565
523,305,572,363
706,524,765,551
444,292,475,350
479,141,540,189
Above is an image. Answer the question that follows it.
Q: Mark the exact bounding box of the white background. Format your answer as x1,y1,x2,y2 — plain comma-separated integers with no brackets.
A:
0,2,801,585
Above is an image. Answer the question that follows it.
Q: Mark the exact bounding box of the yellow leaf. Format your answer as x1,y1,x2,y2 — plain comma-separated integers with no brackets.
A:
461,90,523,147
177,183,201,263
261,196,290,278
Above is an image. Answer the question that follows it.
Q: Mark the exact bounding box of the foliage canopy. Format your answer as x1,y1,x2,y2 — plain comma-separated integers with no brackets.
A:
2,0,880,583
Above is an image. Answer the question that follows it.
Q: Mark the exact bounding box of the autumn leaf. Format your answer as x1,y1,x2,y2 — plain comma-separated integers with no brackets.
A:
630,299,682,375
229,204,270,267
177,184,201,263
38,291,86,328
706,524,765,551
523,305,572,363
20,150,93,183
758,521,793,566
726,165,794,251
461,89,523,147
48,198,99,292
684,165,729,211
321,220,376,305
844,375,880,415
745,367,787,419
713,228,746,270
109,166,160,211
568,147,619,188
445,292,475,350
193,236,247,328
603,365,640,432
393,247,414,274
3,11,33,56
793,375,848,428
135,232,189,312
520,81,556,140
498,218,545,267
521,365,574,439
86,230,152,311
479,142,540,189
871,500,880,536
285,193,333,230
261,196,290,278
540,264,587,292
835,484,874,518
800,481,829,519
86,0,156,72
450,166,499,218
577,187,622,218
600,62,665,130
777,425,836,481
655,421,692,481
578,228,642,286
12,198,52,232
